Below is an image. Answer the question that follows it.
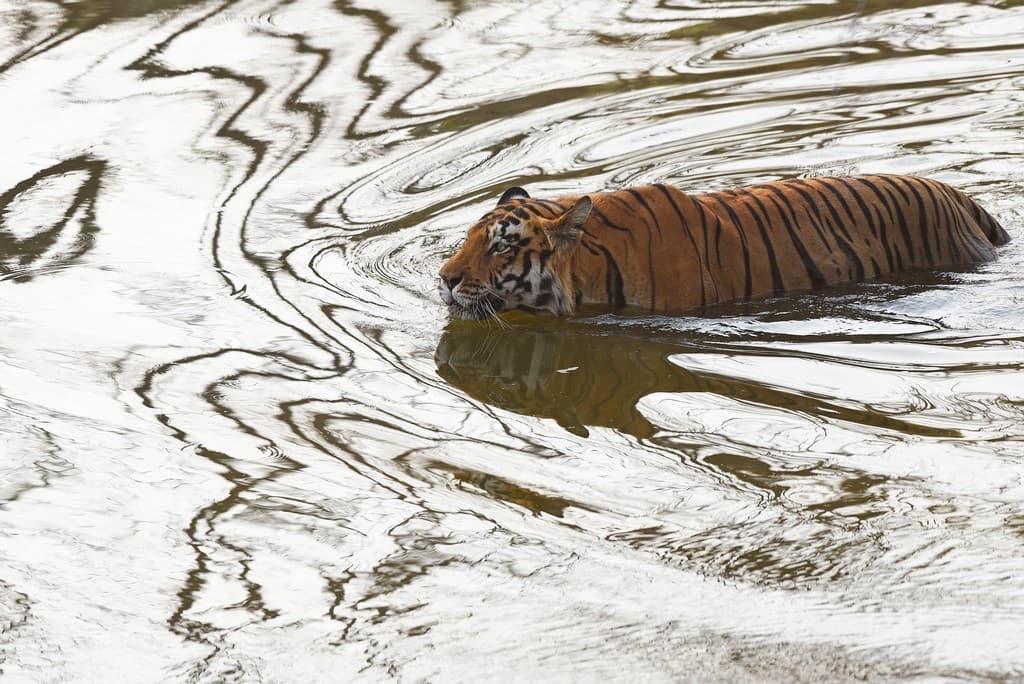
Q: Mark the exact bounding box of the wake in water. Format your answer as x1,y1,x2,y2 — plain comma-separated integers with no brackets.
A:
1,0,1023,680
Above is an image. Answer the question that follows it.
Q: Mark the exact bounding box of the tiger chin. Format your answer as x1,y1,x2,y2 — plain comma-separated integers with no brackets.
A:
438,176,1010,319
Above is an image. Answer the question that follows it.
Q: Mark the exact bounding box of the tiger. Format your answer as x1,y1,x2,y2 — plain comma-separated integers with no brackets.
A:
437,175,1010,318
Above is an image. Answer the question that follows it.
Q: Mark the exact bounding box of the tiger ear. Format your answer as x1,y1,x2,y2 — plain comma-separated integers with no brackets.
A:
544,196,592,252
498,186,529,205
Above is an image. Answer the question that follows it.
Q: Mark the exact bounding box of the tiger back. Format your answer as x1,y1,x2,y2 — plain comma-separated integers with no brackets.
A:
437,175,1009,318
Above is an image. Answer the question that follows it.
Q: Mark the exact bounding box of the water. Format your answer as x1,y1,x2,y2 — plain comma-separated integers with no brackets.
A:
2,0,1024,680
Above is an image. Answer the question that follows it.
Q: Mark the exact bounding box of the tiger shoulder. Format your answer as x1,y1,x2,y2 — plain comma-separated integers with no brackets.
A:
438,174,1009,319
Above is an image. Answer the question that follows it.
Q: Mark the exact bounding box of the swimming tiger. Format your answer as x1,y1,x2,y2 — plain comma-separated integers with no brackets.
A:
438,175,1009,318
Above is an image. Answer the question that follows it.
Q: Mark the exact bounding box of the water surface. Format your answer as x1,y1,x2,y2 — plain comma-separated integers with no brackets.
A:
2,0,1024,681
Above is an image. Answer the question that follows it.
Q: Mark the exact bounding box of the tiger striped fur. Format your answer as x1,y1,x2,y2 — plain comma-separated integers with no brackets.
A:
438,175,1009,318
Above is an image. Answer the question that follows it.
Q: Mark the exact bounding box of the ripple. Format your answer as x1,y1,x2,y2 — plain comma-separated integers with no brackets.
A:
3,0,1024,680
0,155,105,282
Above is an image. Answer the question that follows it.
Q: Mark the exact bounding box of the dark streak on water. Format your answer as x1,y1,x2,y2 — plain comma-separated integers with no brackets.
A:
1,0,1023,681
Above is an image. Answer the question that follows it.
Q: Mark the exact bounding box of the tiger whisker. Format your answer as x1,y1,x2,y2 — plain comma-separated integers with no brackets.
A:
475,286,512,331
481,287,511,330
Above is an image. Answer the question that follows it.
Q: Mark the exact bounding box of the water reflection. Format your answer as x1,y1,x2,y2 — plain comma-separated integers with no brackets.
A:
435,319,691,438
435,313,964,440
0,156,105,281
1,0,199,73
2,0,1024,680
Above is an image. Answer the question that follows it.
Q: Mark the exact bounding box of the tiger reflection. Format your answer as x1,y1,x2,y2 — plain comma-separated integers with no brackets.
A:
434,321,694,438
434,319,958,442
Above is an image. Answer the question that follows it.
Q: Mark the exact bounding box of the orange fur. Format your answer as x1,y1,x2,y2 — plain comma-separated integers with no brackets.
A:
439,175,1008,317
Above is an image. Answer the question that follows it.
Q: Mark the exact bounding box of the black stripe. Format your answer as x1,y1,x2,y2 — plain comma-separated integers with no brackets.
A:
877,175,920,264
801,180,858,245
850,176,904,270
521,249,534,278
891,176,935,266
937,181,958,262
803,179,860,233
607,194,642,223
956,190,991,258
762,184,832,250
765,183,843,282
978,205,1007,245
730,190,785,296
520,203,546,219
972,201,985,225
767,184,865,282
838,177,895,273
852,176,895,223
872,176,916,263
754,192,828,290
654,184,707,307
882,174,911,205
951,187,1001,244
528,201,559,219
690,195,721,303
944,188,975,261
965,194,1007,244
833,178,877,229
696,197,726,271
921,179,958,264
821,179,879,275
616,191,661,308
706,193,754,300
815,179,880,278
941,190,976,259
965,192,985,223
533,198,564,213
590,206,633,234
935,184,984,261
538,248,553,271
788,183,865,280
584,239,626,307
625,188,664,239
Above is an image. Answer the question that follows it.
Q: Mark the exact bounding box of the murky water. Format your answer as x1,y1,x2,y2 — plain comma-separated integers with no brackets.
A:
2,0,1024,680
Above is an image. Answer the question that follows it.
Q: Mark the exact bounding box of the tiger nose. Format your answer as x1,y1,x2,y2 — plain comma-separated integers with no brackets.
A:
440,273,463,291
438,272,462,305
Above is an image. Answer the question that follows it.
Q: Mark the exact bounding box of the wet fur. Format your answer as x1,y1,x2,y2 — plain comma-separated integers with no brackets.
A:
439,175,1009,318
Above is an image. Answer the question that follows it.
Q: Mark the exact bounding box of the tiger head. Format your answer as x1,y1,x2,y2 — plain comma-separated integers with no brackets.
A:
438,187,593,319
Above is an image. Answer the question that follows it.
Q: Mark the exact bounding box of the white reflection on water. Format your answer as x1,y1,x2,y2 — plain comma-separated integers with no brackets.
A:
1,0,1023,681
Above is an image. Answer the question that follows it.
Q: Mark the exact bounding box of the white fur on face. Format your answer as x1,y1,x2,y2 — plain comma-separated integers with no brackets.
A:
488,218,521,244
